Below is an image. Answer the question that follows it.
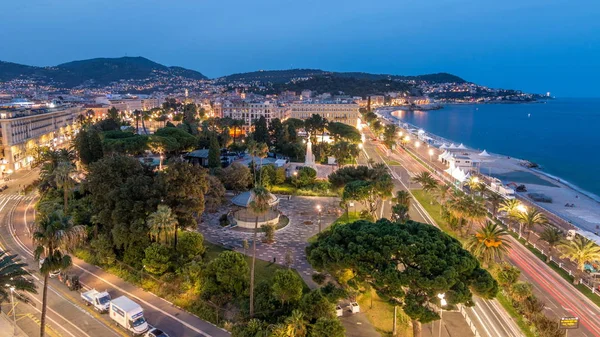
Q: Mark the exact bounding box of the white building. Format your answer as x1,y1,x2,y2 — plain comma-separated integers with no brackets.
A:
290,102,360,127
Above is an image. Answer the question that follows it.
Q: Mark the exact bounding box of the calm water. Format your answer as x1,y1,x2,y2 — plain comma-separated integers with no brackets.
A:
392,98,600,196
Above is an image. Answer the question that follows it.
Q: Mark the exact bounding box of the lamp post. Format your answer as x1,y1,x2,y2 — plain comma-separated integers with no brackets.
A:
516,204,527,239
316,204,322,233
415,141,421,149
438,293,447,337
6,285,16,336
428,149,434,162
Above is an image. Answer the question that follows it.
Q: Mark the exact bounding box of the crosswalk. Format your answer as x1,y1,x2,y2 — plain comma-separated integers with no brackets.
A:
0,194,37,202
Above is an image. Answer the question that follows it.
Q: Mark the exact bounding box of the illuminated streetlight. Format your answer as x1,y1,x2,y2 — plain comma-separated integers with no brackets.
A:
358,143,363,149
6,284,16,336
516,204,527,239
316,204,323,232
438,293,447,337
428,149,434,162
415,141,421,149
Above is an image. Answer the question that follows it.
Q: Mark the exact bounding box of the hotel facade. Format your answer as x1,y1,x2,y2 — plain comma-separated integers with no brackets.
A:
290,102,360,127
0,103,84,173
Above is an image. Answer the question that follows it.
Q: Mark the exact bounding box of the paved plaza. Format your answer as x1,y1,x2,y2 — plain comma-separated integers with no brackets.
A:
199,195,341,287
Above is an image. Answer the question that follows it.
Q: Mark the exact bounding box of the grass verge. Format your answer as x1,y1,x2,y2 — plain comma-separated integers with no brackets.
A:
357,289,411,337
496,292,536,337
410,189,460,240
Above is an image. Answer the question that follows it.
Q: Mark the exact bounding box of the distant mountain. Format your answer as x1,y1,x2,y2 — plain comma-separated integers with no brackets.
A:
217,69,466,84
0,56,207,88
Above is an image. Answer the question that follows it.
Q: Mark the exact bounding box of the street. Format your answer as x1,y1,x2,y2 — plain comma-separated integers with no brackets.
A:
0,170,230,337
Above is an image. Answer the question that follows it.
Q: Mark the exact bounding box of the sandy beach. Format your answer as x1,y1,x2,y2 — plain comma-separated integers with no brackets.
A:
380,108,600,234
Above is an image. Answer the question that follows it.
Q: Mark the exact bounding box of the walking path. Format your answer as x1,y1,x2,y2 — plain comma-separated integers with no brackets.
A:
199,195,340,288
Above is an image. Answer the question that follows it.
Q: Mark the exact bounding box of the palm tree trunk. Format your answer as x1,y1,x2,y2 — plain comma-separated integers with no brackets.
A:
249,217,258,317
64,188,68,214
173,224,178,250
526,227,532,244
412,319,421,337
546,247,552,263
40,274,49,337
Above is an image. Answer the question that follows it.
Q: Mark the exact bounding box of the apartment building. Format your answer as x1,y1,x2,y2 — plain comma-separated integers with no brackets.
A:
0,103,84,172
290,102,359,127
222,100,289,132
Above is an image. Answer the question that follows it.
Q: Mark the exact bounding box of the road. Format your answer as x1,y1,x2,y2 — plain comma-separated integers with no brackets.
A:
360,127,524,337
0,170,230,337
376,110,600,337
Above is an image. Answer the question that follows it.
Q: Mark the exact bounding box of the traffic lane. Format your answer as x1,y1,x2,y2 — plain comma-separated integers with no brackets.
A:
1,199,121,337
507,239,597,337
20,197,229,337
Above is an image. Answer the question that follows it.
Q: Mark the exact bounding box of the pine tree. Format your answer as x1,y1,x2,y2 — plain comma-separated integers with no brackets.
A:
208,136,221,168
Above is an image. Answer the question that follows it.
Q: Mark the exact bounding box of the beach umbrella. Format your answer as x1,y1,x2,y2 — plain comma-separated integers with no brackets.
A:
457,143,467,149
479,150,491,157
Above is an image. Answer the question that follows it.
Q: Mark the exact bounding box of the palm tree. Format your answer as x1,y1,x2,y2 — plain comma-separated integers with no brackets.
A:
285,310,308,337
510,282,533,301
54,161,75,214
247,140,269,186
248,186,271,318
487,193,504,217
464,196,488,235
540,227,563,262
434,184,451,206
516,208,547,243
465,221,511,267
393,190,411,208
0,251,37,304
33,210,87,337
147,205,178,247
411,172,438,193
467,176,485,195
498,199,521,219
558,236,600,284
391,204,410,224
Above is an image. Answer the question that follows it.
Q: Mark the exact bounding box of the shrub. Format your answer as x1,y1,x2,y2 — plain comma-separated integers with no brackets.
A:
312,273,327,285
143,243,172,275
262,224,276,243
177,231,205,262
219,214,230,227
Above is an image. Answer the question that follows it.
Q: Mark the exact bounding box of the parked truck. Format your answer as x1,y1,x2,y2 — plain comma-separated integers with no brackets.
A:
110,296,149,335
81,289,111,313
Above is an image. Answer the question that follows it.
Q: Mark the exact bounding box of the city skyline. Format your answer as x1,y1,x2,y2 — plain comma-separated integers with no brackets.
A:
1,0,599,97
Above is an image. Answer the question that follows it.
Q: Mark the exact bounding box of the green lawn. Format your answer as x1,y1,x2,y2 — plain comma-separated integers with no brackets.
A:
357,290,411,337
410,189,460,240
269,182,339,197
204,241,300,286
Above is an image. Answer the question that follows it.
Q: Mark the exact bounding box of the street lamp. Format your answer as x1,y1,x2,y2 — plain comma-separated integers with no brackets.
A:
438,293,447,337
516,204,527,239
316,205,322,232
6,284,16,336
415,141,421,149
428,149,434,162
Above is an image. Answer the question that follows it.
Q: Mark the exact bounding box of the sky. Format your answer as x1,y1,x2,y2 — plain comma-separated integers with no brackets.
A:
0,0,599,97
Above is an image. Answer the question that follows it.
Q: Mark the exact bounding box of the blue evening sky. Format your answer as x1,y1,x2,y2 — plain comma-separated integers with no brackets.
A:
0,0,598,97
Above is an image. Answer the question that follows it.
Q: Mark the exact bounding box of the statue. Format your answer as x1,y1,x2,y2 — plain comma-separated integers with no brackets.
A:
304,134,318,173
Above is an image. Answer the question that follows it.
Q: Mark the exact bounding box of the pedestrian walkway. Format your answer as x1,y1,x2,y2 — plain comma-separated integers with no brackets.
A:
199,195,340,288
0,311,26,337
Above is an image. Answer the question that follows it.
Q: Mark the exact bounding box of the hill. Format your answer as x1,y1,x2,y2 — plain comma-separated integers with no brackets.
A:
272,76,412,96
217,69,466,84
0,57,207,88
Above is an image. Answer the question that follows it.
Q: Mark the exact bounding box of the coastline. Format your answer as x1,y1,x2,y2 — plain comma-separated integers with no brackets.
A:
380,107,600,233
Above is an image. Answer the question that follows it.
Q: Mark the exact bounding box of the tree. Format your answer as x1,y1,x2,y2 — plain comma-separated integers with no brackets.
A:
0,251,37,304
558,236,600,284
296,167,316,188
486,192,504,217
516,208,547,243
284,310,308,337
493,263,520,290
143,243,171,275
204,251,249,299
253,116,269,144
311,318,345,337
391,204,410,223
147,205,178,246
249,186,271,317
540,227,562,262
208,135,222,168
434,185,451,206
327,122,361,143
272,269,303,305
498,199,521,219
331,141,359,167
307,219,497,337
157,159,208,248
299,290,335,322
247,140,269,186
107,106,119,121
74,127,103,166
383,124,398,149
262,224,276,243
176,231,205,262
154,127,197,152
411,172,438,193
54,161,75,214
465,221,511,267
510,282,532,302
33,210,86,337
393,190,411,208
205,175,226,213
219,163,251,192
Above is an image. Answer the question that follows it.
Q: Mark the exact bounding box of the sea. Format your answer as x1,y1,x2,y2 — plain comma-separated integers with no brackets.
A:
390,98,600,197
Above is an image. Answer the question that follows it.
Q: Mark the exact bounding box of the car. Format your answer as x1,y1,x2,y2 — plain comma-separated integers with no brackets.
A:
145,328,170,337
38,259,61,278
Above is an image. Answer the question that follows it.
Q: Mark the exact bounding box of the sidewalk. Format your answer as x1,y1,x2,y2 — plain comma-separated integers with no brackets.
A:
0,312,26,337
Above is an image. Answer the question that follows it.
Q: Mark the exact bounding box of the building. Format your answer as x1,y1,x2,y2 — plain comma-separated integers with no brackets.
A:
0,103,84,172
290,102,360,127
222,100,289,132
